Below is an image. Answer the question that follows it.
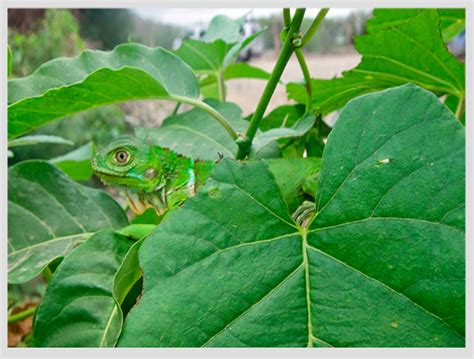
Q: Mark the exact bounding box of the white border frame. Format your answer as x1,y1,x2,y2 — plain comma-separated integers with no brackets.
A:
1,1,472,358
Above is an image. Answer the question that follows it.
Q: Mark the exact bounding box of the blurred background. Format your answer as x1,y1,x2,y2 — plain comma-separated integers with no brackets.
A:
8,8,369,164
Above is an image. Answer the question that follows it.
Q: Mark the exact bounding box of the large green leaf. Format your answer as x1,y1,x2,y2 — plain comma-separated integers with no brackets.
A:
201,15,245,43
8,43,199,139
136,100,247,161
251,114,316,153
200,63,272,99
8,135,74,148
286,9,465,115
136,100,305,161
8,161,128,284
32,230,135,347
174,15,265,100
267,157,321,213
366,8,465,42
49,142,96,182
118,84,464,347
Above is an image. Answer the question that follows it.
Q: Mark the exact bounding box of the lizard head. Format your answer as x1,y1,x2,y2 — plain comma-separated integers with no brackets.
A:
92,136,165,193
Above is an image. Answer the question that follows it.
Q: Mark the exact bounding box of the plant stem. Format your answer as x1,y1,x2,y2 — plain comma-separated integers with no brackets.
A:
171,102,181,116
217,70,226,102
302,8,329,47
295,48,313,113
43,266,53,282
8,306,37,324
171,96,238,140
283,8,291,26
455,96,465,122
236,9,306,160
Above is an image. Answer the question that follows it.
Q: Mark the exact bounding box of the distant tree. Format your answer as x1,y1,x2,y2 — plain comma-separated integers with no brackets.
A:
78,9,134,49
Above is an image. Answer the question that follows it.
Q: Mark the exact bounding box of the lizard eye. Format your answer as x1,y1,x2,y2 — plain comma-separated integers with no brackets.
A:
115,150,130,165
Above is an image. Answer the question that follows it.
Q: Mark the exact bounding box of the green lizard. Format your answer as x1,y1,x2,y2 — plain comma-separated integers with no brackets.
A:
91,136,215,216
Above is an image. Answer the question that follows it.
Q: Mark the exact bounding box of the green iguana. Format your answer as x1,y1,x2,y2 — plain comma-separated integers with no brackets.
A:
91,136,215,216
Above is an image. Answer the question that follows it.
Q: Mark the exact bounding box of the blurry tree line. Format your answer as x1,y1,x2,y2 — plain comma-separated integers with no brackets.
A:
7,8,368,166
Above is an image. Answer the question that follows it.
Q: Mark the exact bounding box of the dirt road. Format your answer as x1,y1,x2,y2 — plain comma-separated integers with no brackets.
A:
226,52,361,115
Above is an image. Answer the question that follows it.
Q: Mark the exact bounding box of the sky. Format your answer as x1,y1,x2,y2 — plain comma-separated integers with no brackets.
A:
133,8,361,27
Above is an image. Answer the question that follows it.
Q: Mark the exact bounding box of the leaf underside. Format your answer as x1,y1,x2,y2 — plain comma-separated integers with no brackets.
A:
8,44,199,139
118,84,464,347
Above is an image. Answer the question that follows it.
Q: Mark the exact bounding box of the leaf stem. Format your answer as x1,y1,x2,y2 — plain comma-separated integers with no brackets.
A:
43,266,53,282
171,102,181,116
294,48,313,113
302,9,329,47
236,8,306,159
455,96,465,122
8,306,37,324
171,96,238,140
217,70,226,102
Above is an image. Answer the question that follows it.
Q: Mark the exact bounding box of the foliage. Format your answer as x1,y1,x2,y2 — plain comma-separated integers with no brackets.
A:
7,8,465,348
8,9,84,77
286,9,465,120
78,9,134,50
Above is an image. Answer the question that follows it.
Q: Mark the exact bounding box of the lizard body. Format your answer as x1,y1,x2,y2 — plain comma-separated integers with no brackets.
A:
91,137,214,215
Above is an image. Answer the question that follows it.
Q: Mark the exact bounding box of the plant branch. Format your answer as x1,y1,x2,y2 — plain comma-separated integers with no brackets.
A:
283,8,291,27
236,8,306,159
455,96,465,122
295,48,313,113
8,306,37,324
302,8,329,47
171,102,181,116
171,96,238,140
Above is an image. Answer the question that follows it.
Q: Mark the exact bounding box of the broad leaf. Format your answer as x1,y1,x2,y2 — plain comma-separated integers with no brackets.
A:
366,8,465,42
252,114,316,152
8,135,74,148
174,15,265,100
136,100,247,161
223,63,272,82
49,142,96,181
267,157,321,212
118,84,464,347
200,63,272,99
259,104,306,131
8,43,199,139
286,10,465,115
32,230,135,347
8,161,128,284
201,15,245,43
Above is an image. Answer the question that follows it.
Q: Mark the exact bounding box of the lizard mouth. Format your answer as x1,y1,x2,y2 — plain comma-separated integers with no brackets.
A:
91,158,128,177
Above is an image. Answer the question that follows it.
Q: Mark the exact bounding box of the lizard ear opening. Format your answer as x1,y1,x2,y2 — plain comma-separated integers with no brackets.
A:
145,167,158,179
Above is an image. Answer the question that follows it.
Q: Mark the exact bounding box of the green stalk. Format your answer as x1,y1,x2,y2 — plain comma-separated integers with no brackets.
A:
455,96,465,122
236,9,306,160
302,8,329,47
283,8,291,26
43,266,53,282
217,70,226,102
171,96,238,140
8,306,37,324
294,48,313,113
171,102,182,116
